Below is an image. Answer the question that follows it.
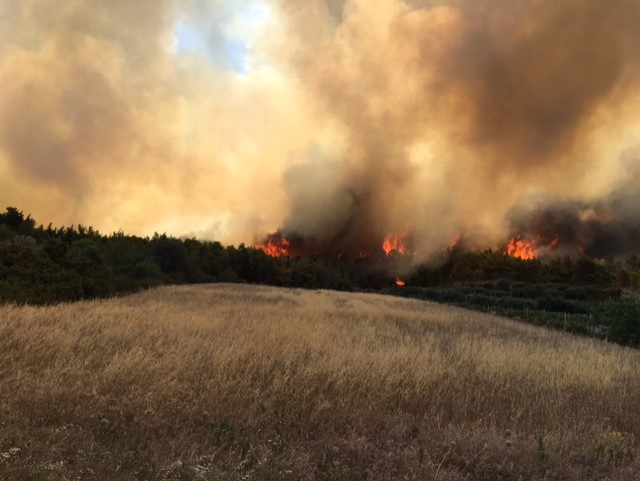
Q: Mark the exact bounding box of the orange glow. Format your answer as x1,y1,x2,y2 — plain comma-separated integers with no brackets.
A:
505,235,561,260
505,237,538,260
383,231,409,256
395,277,406,287
547,236,560,250
256,237,290,258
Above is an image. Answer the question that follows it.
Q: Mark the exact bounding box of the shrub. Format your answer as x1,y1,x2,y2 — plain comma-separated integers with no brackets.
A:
435,288,466,303
565,286,588,300
537,297,591,314
499,297,537,310
131,259,164,280
466,293,497,307
601,299,640,346
0,224,15,242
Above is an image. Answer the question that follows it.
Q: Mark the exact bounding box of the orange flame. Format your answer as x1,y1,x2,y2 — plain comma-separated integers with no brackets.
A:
505,235,560,260
256,237,290,258
449,234,462,250
506,237,538,260
395,277,406,287
383,232,409,256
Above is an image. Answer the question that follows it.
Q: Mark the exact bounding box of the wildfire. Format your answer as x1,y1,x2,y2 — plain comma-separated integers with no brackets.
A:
547,237,560,250
395,277,406,287
506,237,538,260
383,231,409,256
256,236,290,258
449,234,462,250
505,235,560,260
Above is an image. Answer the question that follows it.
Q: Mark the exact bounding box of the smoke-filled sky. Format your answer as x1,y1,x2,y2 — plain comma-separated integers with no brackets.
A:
1,0,639,259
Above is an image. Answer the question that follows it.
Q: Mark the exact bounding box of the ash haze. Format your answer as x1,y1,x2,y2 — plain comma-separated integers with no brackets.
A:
1,0,639,260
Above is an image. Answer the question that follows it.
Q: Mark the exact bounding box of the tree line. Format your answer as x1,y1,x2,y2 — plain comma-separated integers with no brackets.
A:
1,206,638,346
0,207,354,304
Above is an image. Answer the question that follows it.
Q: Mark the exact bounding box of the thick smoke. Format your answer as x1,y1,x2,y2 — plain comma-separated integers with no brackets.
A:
0,0,304,241
508,157,640,258
271,0,640,259
1,0,639,258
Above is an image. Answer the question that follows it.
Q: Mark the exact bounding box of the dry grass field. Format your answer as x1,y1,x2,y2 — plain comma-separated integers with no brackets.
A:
1,284,639,480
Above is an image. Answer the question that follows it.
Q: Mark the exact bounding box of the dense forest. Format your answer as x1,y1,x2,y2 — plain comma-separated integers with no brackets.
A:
0,207,356,305
1,206,639,345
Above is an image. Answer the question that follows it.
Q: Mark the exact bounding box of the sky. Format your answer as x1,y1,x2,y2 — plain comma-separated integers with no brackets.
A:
1,0,639,259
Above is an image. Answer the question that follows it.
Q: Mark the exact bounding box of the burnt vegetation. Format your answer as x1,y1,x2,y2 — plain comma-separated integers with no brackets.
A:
1,206,639,346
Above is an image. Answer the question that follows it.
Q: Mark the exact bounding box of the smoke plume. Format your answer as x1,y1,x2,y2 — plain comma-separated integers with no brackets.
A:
1,0,639,259
508,157,640,258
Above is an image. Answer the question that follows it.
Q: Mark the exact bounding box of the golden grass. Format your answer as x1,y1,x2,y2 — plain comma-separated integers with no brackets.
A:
1,284,638,480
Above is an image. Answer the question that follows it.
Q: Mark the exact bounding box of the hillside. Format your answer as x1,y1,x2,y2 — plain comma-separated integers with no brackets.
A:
1,285,639,480
2,206,640,348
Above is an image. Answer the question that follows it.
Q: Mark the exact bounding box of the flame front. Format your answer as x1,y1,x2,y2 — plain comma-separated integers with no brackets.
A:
257,236,290,258
395,277,406,287
383,232,409,256
547,237,560,250
506,237,538,260
505,236,560,260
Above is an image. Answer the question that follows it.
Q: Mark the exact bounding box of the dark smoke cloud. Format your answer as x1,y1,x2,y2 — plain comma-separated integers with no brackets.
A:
269,0,640,259
509,156,640,258
0,0,639,258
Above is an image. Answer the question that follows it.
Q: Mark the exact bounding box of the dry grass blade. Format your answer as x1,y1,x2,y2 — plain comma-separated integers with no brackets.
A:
0,284,638,480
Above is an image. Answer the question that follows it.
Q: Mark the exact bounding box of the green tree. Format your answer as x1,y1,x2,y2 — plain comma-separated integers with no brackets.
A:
605,298,640,346
150,234,188,274
0,207,24,229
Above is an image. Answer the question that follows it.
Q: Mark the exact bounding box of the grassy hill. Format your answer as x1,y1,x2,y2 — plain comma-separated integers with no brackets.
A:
1,285,638,480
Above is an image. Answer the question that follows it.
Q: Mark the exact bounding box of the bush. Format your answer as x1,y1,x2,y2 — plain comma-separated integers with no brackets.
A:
538,296,591,314
507,297,538,310
131,259,164,280
67,239,103,266
512,285,538,298
544,288,564,298
466,293,497,307
605,288,622,300
565,286,588,300
150,236,188,273
0,224,15,242
434,289,465,303
601,299,640,346
495,296,537,310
